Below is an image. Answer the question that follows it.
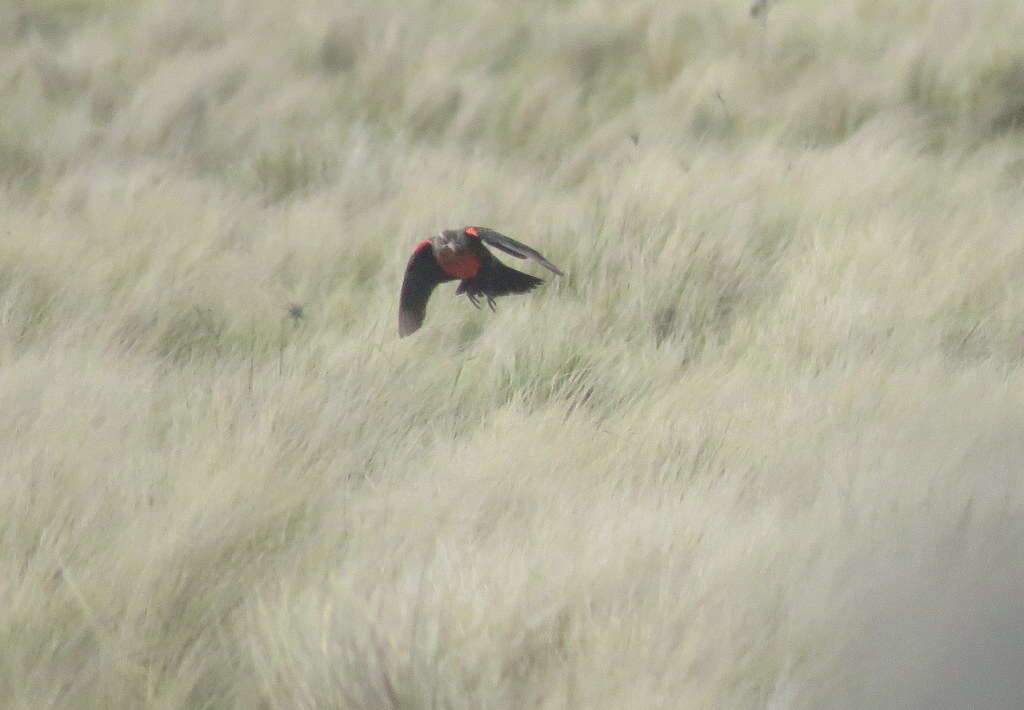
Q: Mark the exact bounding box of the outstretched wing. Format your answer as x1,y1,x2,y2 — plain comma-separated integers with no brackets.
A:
399,241,454,337
473,227,564,276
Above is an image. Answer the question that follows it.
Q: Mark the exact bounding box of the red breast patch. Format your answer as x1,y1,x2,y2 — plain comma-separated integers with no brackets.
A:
437,251,481,279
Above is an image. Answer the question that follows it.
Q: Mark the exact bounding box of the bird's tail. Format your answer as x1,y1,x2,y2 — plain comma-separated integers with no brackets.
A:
460,260,543,298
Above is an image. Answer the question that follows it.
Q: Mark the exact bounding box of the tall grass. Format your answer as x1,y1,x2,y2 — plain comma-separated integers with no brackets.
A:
2,0,1024,707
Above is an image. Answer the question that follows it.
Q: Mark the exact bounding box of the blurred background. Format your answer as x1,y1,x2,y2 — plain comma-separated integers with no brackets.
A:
2,1,1024,707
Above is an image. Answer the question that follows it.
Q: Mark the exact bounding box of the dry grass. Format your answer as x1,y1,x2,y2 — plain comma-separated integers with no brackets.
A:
3,0,1024,707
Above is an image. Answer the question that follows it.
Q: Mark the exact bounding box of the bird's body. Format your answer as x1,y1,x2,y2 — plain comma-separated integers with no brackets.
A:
398,226,563,337
431,238,483,279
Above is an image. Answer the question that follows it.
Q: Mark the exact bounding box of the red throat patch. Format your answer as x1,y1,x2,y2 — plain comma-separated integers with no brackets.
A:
464,226,479,237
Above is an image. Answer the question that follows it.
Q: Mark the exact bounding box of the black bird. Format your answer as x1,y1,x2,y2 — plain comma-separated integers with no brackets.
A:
398,226,563,337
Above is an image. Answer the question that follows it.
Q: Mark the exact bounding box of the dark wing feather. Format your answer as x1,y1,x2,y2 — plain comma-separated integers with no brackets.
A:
476,228,564,276
399,242,454,337
461,258,543,298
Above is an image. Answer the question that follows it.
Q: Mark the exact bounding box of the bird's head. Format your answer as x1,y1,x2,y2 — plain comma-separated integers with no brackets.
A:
435,228,473,253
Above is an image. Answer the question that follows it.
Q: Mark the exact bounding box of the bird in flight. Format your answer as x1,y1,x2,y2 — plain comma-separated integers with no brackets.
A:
398,226,563,337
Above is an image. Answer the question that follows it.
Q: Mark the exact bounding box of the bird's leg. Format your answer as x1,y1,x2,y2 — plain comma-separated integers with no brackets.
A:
466,293,480,309
486,295,497,312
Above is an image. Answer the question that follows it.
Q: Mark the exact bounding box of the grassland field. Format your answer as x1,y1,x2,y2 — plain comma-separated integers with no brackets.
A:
3,0,1024,707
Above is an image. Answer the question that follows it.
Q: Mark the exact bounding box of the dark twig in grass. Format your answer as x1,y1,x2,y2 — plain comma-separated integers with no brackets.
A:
280,303,305,377
750,0,772,21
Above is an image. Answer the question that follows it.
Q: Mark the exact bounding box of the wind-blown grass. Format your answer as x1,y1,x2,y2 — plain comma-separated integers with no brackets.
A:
3,1,1024,707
